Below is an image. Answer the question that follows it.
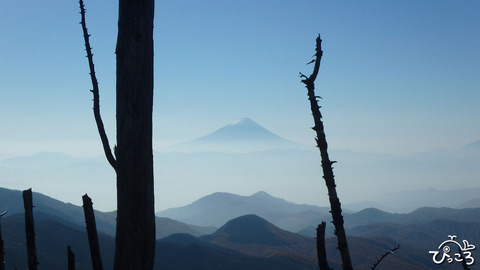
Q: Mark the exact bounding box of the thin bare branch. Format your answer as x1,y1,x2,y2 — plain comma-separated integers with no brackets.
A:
79,0,116,171
370,245,400,270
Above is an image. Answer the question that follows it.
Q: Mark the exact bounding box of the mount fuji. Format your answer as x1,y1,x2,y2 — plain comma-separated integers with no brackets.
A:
194,117,286,142
162,117,304,152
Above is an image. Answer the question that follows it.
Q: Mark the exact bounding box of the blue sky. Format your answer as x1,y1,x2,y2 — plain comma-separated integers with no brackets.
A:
1,0,479,159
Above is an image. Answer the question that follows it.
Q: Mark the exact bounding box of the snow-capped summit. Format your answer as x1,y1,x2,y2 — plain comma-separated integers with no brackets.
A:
230,117,251,126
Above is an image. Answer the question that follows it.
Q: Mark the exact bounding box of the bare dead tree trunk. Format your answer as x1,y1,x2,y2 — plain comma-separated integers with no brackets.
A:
114,0,156,268
23,189,38,270
79,0,155,269
316,222,331,270
0,211,6,270
300,36,353,270
82,194,103,270
67,246,75,270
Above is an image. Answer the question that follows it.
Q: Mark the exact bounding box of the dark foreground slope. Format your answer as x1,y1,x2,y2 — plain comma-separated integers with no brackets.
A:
2,210,467,269
1,212,115,270
1,212,315,270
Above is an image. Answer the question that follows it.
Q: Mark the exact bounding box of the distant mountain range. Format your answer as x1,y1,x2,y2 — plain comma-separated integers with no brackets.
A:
2,187,480,269
156,191,330,232
344,187,480,213
1,116,479,269
157,190,480,238
0,117,479,213
0,187,215,240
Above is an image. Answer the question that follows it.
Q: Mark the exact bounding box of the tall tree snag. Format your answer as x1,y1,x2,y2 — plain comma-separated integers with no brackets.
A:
300,35,353,270
23,189,38,270
114,0,155,269
79,0,155,269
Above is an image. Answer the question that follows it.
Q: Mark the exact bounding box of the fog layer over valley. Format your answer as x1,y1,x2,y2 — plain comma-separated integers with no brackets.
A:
0,118,478,212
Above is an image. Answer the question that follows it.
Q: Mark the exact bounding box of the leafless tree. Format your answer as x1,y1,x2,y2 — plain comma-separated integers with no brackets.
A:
79,0,155,268
301,36,398,269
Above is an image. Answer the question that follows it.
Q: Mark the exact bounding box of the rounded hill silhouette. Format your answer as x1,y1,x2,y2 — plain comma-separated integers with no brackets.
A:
206,214,309,247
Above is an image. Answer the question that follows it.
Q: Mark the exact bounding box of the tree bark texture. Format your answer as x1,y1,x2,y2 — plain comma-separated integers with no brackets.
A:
114,0,155,269
301,36,353,270
23,189,38,270
67,246,76,270
82,194,103,270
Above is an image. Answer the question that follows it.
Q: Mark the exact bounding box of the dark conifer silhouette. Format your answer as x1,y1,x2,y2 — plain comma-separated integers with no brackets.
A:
79,0,155,269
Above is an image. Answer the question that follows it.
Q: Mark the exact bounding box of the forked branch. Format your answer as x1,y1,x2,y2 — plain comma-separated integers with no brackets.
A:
79,0,116,171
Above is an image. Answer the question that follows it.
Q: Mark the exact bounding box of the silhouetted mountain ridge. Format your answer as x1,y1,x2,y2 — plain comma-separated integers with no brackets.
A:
157,190,330,232
2,211,317,269
0,187,215,239
2,188,478,269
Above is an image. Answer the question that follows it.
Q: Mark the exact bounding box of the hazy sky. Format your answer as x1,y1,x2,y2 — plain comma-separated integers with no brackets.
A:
1,1,479,159
0,1,479,212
